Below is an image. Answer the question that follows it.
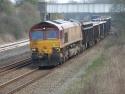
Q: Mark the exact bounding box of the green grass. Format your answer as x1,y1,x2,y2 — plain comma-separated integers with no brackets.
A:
64,55,105,94
87,55,104,72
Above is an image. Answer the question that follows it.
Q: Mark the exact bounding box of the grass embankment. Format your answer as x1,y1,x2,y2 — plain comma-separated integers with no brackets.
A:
64,54,105,94
65,18,125,94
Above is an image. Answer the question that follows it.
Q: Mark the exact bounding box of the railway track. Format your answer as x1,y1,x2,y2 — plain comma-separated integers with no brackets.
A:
0,46,95,94
0,58,31,76
0,39,29,52
0,56,51,94
0,55,43,94
0,68,51,94
0,36,107,94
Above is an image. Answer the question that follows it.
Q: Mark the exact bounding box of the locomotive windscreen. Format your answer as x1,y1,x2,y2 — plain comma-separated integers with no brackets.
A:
30,30,58,40
30,31,44,40
46,30,57,39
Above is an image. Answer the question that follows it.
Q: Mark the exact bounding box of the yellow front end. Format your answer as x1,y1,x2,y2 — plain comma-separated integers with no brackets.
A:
30,39,61,55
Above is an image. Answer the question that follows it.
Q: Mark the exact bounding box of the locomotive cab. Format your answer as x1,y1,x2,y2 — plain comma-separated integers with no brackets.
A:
29,22,62,67
30,29,60,54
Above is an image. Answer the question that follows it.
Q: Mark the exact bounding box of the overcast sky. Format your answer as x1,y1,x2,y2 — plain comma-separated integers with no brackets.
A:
10,0,91,3
46,0,90,3
10,0,15,3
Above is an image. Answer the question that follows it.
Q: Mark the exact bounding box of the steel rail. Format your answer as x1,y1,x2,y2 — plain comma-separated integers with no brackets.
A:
0,39,29,52
0,69,51,94
0,58,31,74
0,34,111,94
0,68,38,88
8,70,51,94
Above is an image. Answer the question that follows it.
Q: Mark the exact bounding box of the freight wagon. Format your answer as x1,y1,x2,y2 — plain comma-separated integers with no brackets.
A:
81,22,94,48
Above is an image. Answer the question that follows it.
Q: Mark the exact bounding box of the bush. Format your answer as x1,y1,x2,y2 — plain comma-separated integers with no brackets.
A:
17,2,40,32
0,15,24,39
0,0,40,42
0,0,15,15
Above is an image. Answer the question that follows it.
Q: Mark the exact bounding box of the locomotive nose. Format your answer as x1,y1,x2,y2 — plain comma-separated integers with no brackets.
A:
30,40,60,55
42,46,51,54
43,46,47,49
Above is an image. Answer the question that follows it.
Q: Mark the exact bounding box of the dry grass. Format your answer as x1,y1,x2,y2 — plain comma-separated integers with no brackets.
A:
64,55,105,94
64,24,125,94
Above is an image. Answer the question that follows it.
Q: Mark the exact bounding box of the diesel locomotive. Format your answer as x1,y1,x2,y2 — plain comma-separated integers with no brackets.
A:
29,17,111,67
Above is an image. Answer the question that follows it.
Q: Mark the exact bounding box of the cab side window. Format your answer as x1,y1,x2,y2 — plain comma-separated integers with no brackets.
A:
64,32,68,43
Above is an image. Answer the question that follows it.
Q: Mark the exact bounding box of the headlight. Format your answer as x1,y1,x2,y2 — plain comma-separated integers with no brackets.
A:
56,48,60,52
52,47,60,52
32,48,37,51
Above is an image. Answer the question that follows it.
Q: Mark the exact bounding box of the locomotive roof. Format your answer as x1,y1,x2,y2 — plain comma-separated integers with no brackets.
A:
51,19,69,24
30,19,81,31
45,20,80,30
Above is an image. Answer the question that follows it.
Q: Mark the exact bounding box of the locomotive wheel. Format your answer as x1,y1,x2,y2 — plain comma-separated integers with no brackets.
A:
58,58,63,65
85,42,88,49
87,42,90,48
85,42,90,49
58,55,62,65
59,53,66,65
60,56,65,65
95,40,97,44
80,45,84,53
